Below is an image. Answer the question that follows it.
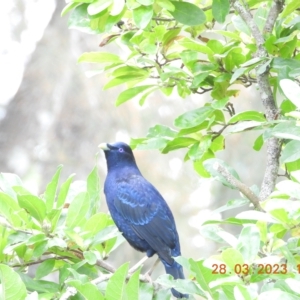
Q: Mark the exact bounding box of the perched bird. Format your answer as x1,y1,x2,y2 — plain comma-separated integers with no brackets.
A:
99,142,187,298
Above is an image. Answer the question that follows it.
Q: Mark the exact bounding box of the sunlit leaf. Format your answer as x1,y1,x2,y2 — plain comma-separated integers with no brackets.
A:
169,1,206,26
212,0,230,23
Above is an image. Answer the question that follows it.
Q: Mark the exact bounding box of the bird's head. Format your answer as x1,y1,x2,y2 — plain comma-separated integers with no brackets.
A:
99,142,137,170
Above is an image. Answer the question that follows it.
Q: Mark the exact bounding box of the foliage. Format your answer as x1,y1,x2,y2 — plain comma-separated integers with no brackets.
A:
2,0,300,299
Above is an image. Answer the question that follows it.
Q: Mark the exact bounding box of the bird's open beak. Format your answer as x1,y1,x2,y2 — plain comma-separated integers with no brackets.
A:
98,143,110,150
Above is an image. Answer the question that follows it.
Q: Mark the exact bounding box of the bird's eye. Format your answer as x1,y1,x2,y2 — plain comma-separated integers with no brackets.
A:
118,148,124,153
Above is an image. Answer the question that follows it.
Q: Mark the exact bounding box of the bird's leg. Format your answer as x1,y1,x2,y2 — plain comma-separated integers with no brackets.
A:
146,257,160,276
128,255,149,274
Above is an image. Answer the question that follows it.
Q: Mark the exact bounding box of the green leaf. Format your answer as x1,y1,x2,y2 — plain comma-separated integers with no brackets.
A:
88,0,113,15
193,151,215,177
35,259,55,280
68,4,100,34
281,0,300,17
125,269,140,300
178,38,214,55
104,74,147,90
106,263,129,300
271,121,300,141
0,173,22,200
0,192,22,226
162,137,197,153
210,199,249,215
258,290,300,300
78,52,123,64
156,0,175,11
0,264,27,300
56,173,75,209
280,79,300,108
222,248,244,270
87,166,101,217
228,111,266,123
18,195,46,224
156,274,205,296
83,250,98,265
169,1,206,26
137,0,154,6
189,259,220,298
67,280,105,300
139,282,154,300
116,85,154,106
61,2,80,17
65,192,90,228
212,0,230,23
44,165,62,213
236,211,280,223
253,134,264,151
236,225,260,263
84,212,110,235
174,106,214,129
276,180,300,199
133,5,153,29
281,140,300,163
230,67,247,84
232,15,251,36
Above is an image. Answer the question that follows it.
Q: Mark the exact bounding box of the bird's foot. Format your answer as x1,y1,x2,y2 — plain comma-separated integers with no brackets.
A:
146,257,160,276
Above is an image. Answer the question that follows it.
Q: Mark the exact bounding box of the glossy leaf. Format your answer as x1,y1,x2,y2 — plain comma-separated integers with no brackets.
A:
271,121,300,141
65,192,89,228
44,165,62,213
237,225,260,263
281,140,300,163
169,1,206,26
106,263,129,300
88,0,113,15
175,106,214,129
125,269,140,300
0,264,27,300
68,280,105,300
228,111,266,123
35,259,55,280
222,248,244,270
116,85,154,106
133,5,153,29
162,137,197,153
18,195,46,224
212,0,230,23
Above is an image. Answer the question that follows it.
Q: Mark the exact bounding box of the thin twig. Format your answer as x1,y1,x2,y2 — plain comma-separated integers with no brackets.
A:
128,255,149,274
213,162,265,212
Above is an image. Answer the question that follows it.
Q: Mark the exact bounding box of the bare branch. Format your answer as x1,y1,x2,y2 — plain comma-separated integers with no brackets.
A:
213,162,265,212
11,256,70,268
263,1,284,34
231,0,281,200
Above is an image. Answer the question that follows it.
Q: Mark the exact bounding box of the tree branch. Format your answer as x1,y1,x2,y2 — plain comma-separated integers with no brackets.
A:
263,0,284,34
213,162,264,212
231,0,281,200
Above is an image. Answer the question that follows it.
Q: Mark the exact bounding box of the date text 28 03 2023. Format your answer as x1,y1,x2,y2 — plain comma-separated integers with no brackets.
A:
211,263,298,275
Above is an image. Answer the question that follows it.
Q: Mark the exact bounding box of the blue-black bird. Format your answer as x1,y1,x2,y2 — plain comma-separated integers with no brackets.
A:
99,141,187,298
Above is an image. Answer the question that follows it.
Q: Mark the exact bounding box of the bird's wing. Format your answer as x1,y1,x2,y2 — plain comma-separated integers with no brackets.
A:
114,175,177,261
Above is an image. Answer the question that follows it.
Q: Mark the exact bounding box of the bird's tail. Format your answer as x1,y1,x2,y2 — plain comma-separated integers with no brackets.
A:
162,259,188,298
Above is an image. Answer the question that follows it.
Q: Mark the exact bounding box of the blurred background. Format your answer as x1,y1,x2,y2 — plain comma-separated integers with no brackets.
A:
1,0,266,277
